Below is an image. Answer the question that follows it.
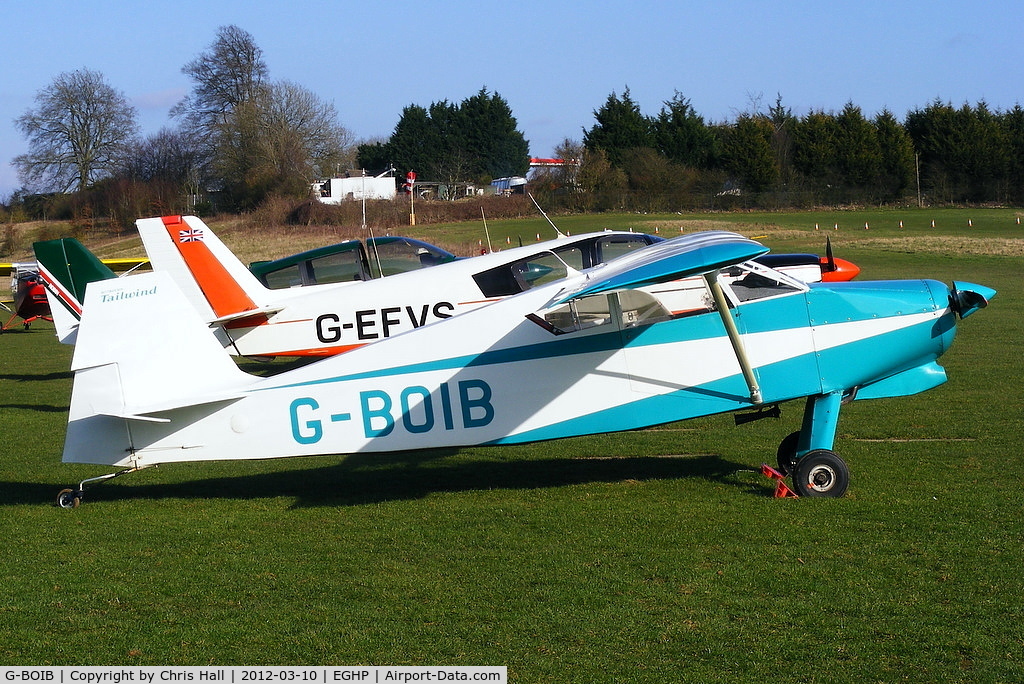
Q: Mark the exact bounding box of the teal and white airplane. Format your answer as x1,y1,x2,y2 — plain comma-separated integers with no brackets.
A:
54,230,993,506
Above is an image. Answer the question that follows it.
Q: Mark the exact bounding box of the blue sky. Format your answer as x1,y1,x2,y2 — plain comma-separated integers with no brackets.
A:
3,0,1021,199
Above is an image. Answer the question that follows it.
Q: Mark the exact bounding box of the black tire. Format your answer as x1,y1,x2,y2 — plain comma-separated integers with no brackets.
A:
776,431,800,476
792,450,849,498
56,488,81,509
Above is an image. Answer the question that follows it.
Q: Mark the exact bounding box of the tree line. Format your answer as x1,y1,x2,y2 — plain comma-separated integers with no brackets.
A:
531,89,1024,212
8,26,1024,228
10,25,354,227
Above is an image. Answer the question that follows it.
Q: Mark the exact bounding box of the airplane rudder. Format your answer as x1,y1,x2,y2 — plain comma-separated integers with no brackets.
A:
63,238,117,300
73,270,247,405
144,215,269,319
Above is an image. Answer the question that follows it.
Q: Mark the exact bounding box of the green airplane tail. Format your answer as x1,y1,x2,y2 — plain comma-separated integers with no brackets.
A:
33,238,118,344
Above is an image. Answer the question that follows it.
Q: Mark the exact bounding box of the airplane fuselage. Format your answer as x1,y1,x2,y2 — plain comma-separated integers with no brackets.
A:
63,270,957,468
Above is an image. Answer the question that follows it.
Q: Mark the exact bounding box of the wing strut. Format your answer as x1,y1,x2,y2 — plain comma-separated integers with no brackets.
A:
704,271,763,405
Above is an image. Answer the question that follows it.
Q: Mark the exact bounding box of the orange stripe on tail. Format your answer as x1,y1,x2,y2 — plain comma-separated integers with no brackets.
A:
160,216,264,320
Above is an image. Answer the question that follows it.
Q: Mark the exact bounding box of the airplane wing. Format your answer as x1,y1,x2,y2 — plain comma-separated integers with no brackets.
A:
551,231,769,305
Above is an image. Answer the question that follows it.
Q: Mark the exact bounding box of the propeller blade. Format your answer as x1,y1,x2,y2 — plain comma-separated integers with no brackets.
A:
950,281,997,319
825,236,836,272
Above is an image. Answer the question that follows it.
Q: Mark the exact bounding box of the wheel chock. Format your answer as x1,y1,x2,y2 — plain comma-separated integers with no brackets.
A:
760,463,799,498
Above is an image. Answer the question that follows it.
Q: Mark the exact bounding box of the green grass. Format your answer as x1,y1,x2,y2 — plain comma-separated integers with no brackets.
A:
1,209,1022,681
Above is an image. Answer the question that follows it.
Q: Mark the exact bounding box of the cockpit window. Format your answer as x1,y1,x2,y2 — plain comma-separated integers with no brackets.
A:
309,250,366,284
474,249,582,297
370,238,452,276
596,235,658,264
471,233,656,299
720,261,805,302
532,290,673,335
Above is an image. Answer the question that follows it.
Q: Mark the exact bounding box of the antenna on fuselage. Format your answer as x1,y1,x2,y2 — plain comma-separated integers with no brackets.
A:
529,193,567,238
481,207,494,253
362,169,384,278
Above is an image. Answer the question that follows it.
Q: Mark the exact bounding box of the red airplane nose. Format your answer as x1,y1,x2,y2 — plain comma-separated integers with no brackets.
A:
820,256,861,282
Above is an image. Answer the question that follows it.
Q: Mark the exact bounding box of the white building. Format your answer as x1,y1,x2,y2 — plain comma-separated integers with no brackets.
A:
313,173,397,204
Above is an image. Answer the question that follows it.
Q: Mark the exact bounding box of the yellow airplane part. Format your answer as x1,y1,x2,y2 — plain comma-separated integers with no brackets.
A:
1,257,149,276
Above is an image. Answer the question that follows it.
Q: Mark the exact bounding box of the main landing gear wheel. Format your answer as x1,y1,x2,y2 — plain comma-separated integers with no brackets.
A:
776,431,800,476
56,488,82,509
791,450,849,498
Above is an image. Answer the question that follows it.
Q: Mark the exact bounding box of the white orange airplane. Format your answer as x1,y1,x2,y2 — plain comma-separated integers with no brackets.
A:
37,216,858,359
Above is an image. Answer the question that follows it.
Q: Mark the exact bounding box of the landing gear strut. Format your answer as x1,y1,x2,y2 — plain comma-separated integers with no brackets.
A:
55,466,148,508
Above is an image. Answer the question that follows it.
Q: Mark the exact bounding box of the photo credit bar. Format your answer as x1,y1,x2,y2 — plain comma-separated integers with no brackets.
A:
0,668,507,684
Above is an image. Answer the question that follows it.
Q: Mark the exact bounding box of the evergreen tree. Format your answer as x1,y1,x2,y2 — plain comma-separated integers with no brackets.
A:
459,88,530,179
768,95,797,185
792,110,839,188
720,115,778,192
652,91,715,168
1000,105,1024,203
356,89,528,184
961,101,1008,201
873,109,915,200
906,99,964,201
583,88,654,166
834,102,881,191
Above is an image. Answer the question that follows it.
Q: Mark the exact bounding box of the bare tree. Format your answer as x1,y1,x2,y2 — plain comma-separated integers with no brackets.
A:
171,25,268,140
214,80,354,204
173,26,354,206
258,81,354,183
14,68,138,193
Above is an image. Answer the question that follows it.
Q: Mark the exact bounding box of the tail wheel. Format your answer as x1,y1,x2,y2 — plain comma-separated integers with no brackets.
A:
56,488,82,509
792,450,849,498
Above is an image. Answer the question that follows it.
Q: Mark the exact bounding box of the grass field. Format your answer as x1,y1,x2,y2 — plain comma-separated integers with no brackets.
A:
1,208,1022,681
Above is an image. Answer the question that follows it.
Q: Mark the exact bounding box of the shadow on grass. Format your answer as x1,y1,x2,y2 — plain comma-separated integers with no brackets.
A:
0,403,69,413
5,449,772,507
0,371,72,382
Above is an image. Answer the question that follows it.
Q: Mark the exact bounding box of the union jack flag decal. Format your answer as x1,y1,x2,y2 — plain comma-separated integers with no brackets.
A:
179,228,204,243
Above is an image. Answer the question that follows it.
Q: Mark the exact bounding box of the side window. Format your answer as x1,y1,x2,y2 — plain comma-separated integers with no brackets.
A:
541,294,614,332
642,277,717,317
473,264,523,297
721,263,803,303
309,250,366,284
534,290,672,335
371,239,448,276
262,264,304,289
513,250,579,289
473,249,579,298
550,246,585,271
596,236,655,264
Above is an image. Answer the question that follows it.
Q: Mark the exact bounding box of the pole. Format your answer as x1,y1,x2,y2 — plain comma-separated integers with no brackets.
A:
916,152,922,208
409,171,416,226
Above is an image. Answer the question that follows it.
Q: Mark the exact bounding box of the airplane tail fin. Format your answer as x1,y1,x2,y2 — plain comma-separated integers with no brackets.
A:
33,238,117,344
64,269,256,466
135,215,271,323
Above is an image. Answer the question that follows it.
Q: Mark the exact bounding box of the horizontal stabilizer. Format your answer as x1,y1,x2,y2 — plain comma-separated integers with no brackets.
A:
98,392,246,423
210,305,284,326
552,231,769,305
